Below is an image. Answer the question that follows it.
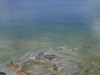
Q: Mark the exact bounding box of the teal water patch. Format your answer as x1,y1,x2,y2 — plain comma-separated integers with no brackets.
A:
0,24,100,65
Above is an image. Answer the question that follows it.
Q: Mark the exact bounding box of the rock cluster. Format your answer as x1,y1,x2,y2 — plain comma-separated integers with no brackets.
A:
5,51,81,75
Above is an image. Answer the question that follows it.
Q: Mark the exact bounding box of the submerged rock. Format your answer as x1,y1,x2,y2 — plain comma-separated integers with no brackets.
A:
6,51,81,75
0,72,6,75
21,60,60,75
43,54,57,60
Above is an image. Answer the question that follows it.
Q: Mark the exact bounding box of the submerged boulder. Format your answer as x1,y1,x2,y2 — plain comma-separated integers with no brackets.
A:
6,51,81,75
43,54,57,60
0,72,6,75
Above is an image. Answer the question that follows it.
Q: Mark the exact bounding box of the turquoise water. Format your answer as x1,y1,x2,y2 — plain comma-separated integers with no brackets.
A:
0,0,100,72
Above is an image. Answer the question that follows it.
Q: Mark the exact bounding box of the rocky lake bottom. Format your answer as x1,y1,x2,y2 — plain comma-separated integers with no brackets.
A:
0,36,100,75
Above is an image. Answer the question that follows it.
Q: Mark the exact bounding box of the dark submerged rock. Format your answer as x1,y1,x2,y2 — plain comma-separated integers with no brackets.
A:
0,72,6,75
43,54,57,60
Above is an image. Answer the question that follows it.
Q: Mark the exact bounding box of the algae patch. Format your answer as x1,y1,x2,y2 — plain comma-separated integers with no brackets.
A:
88,56,100,67
82,41,98,49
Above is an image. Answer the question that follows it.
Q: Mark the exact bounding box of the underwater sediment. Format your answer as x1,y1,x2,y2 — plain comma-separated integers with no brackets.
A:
0,51,100,75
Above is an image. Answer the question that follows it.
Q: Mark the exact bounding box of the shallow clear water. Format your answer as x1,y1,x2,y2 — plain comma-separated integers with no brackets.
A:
0,0,100,73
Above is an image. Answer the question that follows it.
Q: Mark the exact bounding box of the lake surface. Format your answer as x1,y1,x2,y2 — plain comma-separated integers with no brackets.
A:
0,0,100,74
